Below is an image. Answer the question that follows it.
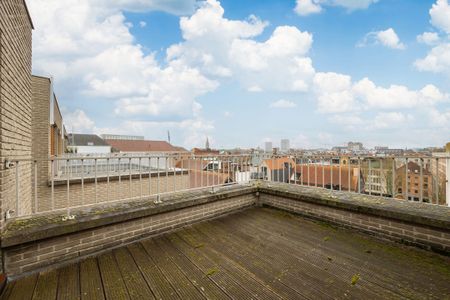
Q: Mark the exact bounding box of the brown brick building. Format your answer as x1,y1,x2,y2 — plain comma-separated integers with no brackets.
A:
395,161,433,203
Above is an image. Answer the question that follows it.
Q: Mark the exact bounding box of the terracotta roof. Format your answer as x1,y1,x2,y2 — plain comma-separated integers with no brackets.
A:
105,139,185,152
188,170,232,188
292,164,359,191
191,148,220,156
262,158,295,170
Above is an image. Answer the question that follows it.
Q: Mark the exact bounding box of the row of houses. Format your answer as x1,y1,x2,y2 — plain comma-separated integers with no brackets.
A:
259,157,438,203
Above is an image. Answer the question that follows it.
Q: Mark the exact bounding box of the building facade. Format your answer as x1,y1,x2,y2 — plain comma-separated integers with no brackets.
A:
0,0,34,226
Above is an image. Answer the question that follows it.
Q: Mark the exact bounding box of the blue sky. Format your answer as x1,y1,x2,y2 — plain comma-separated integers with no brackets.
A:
27,0,450,149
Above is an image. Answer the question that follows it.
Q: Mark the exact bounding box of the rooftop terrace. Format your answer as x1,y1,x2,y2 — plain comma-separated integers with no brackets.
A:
2,207,449,299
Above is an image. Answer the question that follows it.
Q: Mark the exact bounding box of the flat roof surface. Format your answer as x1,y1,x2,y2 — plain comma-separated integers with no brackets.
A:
2,207,450,299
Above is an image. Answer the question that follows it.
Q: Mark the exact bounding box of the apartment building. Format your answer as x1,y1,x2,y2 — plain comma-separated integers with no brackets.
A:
290,164,362,191
395,161,433,203
32,75,66,159
261,157,295,182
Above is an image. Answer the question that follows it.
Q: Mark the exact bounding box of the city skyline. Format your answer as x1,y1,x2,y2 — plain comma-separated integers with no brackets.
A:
27,0,450,149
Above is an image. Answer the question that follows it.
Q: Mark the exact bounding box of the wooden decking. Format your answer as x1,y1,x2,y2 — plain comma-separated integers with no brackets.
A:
2,207,450,300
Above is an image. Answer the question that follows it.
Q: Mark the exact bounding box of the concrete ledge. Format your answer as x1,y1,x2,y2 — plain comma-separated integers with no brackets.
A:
2,185,257,247
2,181,449,277
258,182,450,255
50,169,189,186
258,182,450,230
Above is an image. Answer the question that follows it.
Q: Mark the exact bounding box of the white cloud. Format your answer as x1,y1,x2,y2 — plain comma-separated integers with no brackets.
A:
64,109,96,133
428,108,450,127
415,43,450,74
139,21,146,27
168,1,315,92
415,1,450,76
270,99,297,108
29,0,218,119
358,28,406,49
429,0,450,34
330,114,363,126
314,73,448,113
28,0,450,148
294,0,322,16
294,0,378,16
416,32,440,45
314,72,355,113
372,112,413,129
354,78,448,109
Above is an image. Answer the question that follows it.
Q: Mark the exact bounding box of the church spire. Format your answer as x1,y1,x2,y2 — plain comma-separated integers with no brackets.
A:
205,137,210,150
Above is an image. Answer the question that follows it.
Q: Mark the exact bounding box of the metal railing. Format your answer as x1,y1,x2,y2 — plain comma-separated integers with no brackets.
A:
5,153,450,220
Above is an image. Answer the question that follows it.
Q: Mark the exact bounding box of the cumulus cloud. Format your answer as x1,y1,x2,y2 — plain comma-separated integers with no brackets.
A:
139,21,146,27
314,73,448,113
428,108,450,127
294,0,322,16
270,99,297,108
167,1,315,92
415,42,450,75
64,109,96,133
372,112,413,129
358,28,406,49
28,0,450,147
417,32,440,45
314,72,355,113
294,0,378,16
429,0,450,34
415,1,450,76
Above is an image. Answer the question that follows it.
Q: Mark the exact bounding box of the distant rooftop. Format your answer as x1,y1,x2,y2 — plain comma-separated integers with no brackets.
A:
106,139,187,153
68,133,110,147
100,134,144,141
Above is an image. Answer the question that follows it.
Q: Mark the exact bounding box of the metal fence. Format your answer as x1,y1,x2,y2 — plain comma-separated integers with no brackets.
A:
5,153,450,219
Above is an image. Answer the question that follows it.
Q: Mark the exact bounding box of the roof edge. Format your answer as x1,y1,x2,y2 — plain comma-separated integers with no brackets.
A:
23,0,34,29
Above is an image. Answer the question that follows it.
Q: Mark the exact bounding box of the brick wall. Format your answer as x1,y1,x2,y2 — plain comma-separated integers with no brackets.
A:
31,76,51,214
260,193,450,254
0,0,34,230
3,192,256,276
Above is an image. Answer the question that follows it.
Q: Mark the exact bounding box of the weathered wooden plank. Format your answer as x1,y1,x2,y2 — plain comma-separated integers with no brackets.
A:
32,269,58,300
193,222,334,299
97,252,130,300
5,273,37,300
113,247,154,300
165,233,282,300
57,263,80,300
238,208,429,298
140,239,205,300
169,230,270,299
127,243,179,300
0,281,15,300
176,227,306,300
155,237,230,300
80,258,105,300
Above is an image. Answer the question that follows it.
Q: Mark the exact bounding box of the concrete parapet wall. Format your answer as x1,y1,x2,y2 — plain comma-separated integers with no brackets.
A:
2,186,257,277
2,182,450,278
259,182,450,255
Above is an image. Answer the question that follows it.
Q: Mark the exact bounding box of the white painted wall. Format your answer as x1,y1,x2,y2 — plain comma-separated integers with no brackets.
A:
69,146,111,154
